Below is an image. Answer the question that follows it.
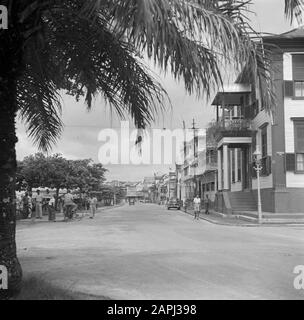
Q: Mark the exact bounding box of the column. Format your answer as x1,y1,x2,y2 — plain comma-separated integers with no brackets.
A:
235,148,238,182
217,148,222,191
223,144,229,190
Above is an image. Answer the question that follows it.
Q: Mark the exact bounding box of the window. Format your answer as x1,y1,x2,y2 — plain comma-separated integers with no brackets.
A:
294,81,304,97
292,55,304,98
293,55,304,80
296,154,304,171
295,121,304,172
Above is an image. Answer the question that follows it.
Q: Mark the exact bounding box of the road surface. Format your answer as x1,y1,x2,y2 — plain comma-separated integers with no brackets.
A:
17,203,304,299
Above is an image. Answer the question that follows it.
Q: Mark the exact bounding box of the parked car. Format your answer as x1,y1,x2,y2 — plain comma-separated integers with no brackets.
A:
166,198,181,210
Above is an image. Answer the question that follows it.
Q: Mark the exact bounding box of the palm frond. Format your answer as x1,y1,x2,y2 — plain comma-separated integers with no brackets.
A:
17,61,63,152
43,4,168,129
285,0,304,23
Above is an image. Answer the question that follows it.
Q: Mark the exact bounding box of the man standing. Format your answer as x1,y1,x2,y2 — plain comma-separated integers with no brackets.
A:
193,195,201,220
33,189,43,221
89,194,98,219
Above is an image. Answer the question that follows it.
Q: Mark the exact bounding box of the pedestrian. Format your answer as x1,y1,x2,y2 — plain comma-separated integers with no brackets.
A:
89,194,98,219
43,189,51,215
193,195,201,220
64,190,77,220
48,195,56,221
204,194,210,215
33,189,43,221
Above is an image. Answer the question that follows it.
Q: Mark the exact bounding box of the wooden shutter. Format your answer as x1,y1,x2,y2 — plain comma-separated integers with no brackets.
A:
284,81,294,97
285,153,296,171
292,54,304,80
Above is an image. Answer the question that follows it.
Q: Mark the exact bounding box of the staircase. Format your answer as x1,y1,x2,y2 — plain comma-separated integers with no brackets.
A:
229,191,257,213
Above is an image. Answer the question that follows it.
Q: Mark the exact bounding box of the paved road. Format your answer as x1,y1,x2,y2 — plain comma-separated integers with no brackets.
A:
17,204,304,299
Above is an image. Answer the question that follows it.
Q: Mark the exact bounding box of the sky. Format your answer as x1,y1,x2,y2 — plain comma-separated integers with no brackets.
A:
16,0,293,182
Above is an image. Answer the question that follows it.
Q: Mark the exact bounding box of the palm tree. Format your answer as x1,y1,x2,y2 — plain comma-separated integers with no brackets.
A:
0,0,301,298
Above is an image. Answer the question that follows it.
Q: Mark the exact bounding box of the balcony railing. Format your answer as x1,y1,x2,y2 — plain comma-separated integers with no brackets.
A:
221,119,252,131
209,119,253,141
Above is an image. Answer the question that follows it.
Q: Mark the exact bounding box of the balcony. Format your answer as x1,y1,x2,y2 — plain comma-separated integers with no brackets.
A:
210,119,253,142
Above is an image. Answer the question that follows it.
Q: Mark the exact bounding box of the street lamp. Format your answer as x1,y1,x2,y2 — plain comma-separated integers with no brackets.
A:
253,147,263,224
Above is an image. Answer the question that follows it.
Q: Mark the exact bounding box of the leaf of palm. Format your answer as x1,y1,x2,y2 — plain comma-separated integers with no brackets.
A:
285,0,304,23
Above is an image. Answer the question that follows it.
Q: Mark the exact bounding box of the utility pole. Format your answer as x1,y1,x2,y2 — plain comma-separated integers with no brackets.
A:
192,118,198,198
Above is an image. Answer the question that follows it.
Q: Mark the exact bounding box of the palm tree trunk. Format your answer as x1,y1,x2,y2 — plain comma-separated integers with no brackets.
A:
0,15,24,299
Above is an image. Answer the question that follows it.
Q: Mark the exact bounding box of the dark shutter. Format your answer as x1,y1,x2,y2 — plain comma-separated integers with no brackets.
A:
266,156,272,175
284,81,294,97
285,153,296,171
252,132,257,153
292,54,304,80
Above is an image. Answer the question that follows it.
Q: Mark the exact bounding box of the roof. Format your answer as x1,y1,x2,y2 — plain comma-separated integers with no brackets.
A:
263,27,304,48
263,27,304,40
211,84,251,105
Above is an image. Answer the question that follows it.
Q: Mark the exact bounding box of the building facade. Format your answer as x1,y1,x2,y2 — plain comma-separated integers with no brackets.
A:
211,27,304,214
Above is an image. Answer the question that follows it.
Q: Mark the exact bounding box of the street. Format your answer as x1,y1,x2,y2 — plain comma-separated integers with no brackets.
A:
17,203,304,300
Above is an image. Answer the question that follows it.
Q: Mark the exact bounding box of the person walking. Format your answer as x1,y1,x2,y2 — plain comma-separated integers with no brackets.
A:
204,194,210,215
193,195,201,220
89,194,98,219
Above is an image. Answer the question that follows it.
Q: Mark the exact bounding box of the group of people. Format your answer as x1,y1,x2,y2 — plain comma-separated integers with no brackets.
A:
18,190,55,221
18,189,98,222
193,194,210,220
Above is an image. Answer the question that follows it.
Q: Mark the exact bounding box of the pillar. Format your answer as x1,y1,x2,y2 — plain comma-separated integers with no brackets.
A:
223,144,229,190
217,148,222,191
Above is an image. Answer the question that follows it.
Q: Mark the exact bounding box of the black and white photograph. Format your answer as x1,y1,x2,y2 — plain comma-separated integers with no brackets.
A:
0,0,304,305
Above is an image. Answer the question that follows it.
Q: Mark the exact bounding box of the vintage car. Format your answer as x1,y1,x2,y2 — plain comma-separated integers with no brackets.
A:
166,198,181,210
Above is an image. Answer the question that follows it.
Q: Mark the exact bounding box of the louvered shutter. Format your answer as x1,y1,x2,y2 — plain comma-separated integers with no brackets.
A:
285,153,296,171
284,81,294,97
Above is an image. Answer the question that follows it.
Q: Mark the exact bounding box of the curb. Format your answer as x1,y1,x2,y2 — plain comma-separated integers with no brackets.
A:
180,208,304,228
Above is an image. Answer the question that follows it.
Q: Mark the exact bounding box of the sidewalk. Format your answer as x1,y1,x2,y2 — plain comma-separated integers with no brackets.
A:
180,207,304,227
17,203,125,225
181,207,256,226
